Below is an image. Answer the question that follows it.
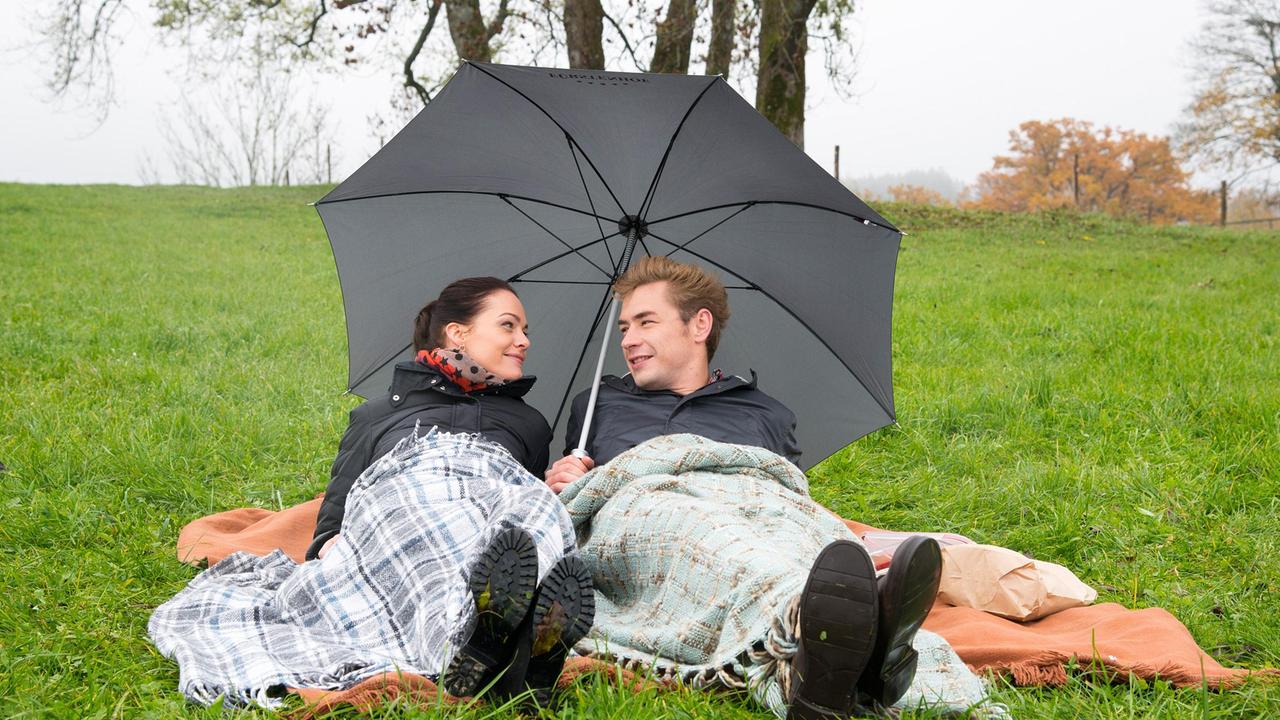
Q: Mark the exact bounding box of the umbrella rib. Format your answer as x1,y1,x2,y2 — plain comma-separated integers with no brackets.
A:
661,203,754,257
351,341,413,395
500,197,615,280
637,77,721,220
347,230,619,392
567,136,615,269
646,202,750,226
316,189,616,223
646,228,896,423
507,231,623,282
469,63,628,215
647,200,900,235
550,283,617,434
510,279,614,285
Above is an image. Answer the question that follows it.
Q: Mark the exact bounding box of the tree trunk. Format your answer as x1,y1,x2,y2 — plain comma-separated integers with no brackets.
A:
650,0,698,74
705,0,735,78
444,0,493,62
564,0,605,68
756,0,817,147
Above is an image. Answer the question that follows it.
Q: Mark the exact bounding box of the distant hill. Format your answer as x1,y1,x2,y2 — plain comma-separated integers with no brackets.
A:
843,168,966,202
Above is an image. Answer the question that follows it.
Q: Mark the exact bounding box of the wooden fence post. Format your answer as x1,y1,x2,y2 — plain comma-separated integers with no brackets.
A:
1220,180,1228,226
1073,153,1081,208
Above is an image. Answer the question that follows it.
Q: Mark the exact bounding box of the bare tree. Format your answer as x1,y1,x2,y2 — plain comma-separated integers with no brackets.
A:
38,0,127,121
38,0,862,149
1177,0,1280,183
157,56,339,187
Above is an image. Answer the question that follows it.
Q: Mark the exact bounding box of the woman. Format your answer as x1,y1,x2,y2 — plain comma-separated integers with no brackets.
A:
148,278,593,708
309,276,551,561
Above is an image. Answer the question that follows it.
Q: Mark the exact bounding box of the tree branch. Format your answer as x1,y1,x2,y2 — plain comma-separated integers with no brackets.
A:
601,7,646,71
290,0,330,49
486,0,512,42
405,0,445,104
46,0,125,101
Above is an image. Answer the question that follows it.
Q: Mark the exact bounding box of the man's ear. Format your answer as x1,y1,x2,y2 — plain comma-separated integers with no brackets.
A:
690,308,714,345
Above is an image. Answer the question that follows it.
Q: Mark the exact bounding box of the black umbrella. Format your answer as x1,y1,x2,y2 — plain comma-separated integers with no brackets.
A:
315,61,902,469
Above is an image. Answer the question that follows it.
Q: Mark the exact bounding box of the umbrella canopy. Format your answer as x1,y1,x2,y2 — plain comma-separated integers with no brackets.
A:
315,61,902,469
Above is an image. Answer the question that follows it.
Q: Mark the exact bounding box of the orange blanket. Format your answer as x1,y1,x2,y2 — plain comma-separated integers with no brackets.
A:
924,603,1272,689
177,497,323,565
175,500,1273,714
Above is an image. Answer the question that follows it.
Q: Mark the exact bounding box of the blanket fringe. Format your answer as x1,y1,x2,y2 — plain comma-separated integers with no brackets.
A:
976,652,1280,690
578,595,803,699
288,660,671,719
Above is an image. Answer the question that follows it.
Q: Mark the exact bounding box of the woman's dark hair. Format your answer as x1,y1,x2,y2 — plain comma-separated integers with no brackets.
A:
413,277,517,351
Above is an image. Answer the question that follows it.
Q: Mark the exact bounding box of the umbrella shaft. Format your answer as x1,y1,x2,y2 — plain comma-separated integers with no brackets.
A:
573,294,619,458
573,230,641,458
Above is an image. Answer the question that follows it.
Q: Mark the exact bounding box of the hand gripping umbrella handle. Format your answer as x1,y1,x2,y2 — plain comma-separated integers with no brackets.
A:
573,294,621,458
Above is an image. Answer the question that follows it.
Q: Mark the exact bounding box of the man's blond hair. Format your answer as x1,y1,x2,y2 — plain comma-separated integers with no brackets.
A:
613,256,731,359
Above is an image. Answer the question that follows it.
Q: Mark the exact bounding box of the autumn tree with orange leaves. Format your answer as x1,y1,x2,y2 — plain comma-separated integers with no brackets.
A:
969,119,1216,224
887,184,951,206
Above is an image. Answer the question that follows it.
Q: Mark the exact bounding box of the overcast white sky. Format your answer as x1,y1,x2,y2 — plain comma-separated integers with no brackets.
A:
1,0,1210,188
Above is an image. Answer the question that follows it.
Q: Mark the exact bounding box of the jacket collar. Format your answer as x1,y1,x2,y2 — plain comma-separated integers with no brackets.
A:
390,360,536,403
601,369,758,400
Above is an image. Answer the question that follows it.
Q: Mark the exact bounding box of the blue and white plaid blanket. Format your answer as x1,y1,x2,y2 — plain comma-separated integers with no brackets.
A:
148,428,576,708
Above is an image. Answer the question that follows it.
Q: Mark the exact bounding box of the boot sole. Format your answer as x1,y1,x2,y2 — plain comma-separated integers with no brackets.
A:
860,535,942,706
442,527,539,697
522,554,595,707
788,539,878,720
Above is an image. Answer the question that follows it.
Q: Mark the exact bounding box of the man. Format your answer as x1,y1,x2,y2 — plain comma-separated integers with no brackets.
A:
550,255,800,484
546,256,942,718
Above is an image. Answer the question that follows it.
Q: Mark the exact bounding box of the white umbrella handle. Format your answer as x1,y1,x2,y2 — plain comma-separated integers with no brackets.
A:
573,294,620,458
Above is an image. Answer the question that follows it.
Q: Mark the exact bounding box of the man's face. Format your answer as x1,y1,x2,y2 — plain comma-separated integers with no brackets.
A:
617,281,707,391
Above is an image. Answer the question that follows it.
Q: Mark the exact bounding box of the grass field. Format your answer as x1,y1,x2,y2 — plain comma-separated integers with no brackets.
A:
0,183,1276,718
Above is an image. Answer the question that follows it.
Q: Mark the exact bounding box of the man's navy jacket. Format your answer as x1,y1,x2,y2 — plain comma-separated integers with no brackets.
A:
563,371,801,466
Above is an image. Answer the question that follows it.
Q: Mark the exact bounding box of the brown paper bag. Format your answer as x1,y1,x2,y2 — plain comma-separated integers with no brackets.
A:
937,543,1097,622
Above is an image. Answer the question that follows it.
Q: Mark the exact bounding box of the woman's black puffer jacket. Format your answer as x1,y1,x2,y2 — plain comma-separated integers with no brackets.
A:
306,360,550,560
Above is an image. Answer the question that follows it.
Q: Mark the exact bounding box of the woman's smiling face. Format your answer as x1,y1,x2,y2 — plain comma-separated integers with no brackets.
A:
443,289,530,381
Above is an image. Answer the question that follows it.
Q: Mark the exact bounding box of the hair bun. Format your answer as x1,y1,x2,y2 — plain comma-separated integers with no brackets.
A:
413,300,439,352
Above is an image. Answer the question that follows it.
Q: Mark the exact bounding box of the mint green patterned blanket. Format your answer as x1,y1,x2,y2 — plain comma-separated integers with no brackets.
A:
560,434,1001,718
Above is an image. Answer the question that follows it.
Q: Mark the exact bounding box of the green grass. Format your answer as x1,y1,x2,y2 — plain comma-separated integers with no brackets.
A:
0,184,1276,718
